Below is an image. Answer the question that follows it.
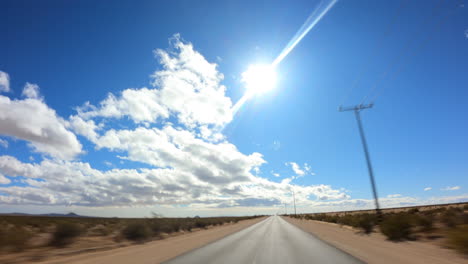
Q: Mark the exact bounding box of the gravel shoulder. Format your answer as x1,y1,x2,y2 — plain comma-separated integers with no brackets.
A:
34,217,265,264
284,217,467,264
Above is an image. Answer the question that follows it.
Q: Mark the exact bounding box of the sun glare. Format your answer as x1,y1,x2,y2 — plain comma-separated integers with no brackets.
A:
241,64,277,97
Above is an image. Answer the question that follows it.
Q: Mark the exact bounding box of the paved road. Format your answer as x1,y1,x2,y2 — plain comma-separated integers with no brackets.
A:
164,216,363,264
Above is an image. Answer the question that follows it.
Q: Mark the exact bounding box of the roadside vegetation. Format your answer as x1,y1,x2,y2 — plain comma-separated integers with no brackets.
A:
0,214,261,253
287,203,468,255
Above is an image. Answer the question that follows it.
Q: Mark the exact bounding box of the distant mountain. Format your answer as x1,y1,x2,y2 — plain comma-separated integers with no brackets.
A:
0,212,89,217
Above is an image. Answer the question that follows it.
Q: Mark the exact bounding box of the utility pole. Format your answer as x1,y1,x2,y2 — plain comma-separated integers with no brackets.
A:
339,103,382,219
292,189,297,216
284,203,287,215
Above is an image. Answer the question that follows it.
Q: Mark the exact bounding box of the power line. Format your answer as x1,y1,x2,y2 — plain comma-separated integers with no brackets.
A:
340,0,410,107
368,0,462,103
360,0,455,104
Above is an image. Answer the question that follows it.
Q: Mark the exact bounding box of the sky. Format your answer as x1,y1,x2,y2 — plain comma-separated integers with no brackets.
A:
0,0,467,217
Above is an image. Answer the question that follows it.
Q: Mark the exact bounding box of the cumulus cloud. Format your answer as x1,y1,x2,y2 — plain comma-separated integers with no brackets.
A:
69,115,100,142
271,171,280,177
301,194,468,213
0,155,347,207
0,71,10,93
286,162,314,178
387,194,402,198
287,162,305,176
441,186,461,191
0,94,82,159
424,187,432,191
0,173,10,184
22,82,41,99
93,126,265,185
77,34,232,128
0,138,8,148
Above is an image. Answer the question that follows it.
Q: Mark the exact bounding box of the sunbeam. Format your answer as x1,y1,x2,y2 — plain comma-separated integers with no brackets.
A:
230,0,338,121
272,0,338,67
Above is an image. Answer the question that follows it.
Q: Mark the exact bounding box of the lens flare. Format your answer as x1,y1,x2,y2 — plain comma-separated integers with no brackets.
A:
272,0,338,67
242,64,277,97
230,0,338,122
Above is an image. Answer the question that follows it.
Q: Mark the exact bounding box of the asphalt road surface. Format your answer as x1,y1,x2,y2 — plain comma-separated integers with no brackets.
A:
164,216,364,264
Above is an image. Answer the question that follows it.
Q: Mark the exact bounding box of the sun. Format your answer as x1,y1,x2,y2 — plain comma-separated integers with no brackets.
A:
241,64,277,97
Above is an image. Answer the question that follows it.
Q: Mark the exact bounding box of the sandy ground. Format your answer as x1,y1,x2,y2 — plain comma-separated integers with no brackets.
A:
30,217,265,264
285,217,467,264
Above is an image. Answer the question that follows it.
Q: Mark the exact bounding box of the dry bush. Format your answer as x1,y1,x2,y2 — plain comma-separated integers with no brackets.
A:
195,220,208,229
121,222,152,242
414,214,434,232
447,225,468,255
380,213,413,241
441,208,461,228
356,214,376,234
0,226,31,252
50,223,83,247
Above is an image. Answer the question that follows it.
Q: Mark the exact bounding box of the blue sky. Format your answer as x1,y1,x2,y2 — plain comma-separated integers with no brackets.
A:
0,0,467,217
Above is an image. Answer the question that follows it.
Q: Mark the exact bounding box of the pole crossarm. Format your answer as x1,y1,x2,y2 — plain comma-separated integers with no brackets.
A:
338,103,373,112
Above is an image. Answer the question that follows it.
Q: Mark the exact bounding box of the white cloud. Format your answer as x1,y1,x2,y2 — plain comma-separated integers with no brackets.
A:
22,82,41,99
441,186,461,191
69,115,100,142
424,187,432,191
94,126,265,185
287,162,305,176
286,162,315,177
296,194,468,214
77,34,233,128
0,155,348,207
0,138,8,148
387,194,402,198
0,94,82,159
0,173,11,184
271,171,280,177
0,71,10,93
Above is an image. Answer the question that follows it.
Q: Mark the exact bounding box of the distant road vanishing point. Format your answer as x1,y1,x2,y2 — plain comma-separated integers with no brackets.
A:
164,216,363,264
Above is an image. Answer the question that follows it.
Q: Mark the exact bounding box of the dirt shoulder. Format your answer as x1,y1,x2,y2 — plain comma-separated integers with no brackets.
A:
9,217,265,264
284,217,467,264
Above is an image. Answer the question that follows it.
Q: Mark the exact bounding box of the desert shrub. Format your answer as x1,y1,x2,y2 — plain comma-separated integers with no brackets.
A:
415,214,434,232
463,204,468,210
170,221,182,232
337,214,358,227
149,221,161,236
441,209,459,228
121,223,151,242
408,208,419,214
462,213,468,225
356,214,376,234
50,223,83,247
0,227,31,252
380,213,413,241
447,225,468,255
181,222,194,232
160,223,175,234
304,215,313,220
195,220,208,229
